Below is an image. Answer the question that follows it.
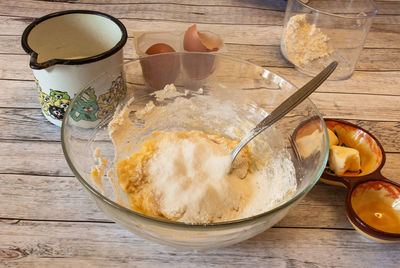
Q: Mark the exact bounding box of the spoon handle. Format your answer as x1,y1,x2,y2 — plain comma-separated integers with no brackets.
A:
230,61,338,162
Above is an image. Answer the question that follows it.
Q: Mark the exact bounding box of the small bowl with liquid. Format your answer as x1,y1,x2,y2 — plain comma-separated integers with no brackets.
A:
320,119,400,242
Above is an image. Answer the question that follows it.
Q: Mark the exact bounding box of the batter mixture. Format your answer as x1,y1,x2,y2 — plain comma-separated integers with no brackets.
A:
93,84,297,224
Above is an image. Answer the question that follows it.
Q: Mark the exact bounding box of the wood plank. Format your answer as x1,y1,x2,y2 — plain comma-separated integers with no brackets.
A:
0,174,108,222
0,137,398,193
1,108,400,153
0,16,252,39
381,153,400,182
2,24,399,56
2,70,400,112
0,0,399,19
0,80,37,108
1,0,398,15
1,220,399,267
1,0,399,266
68,0,400,17
0,36,23,54
79,0,288,11
0,55,32,81
373,15,400,25
0,17,275,43
0,1,286,25
0,15,36,36
269,67,400,96
357,48,400,71
309,92,400,122
0,140,73,177
0,108,60,141
0,143,398,226
2,45,400,82
368,24,400,48
1,169,398,227
120,20,400,49
0,1,398,46
225,45,400,71
6,86,394,124
0,174,350,228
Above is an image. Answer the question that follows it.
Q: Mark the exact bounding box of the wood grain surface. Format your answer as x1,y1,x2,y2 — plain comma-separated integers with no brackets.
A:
1,0,399,267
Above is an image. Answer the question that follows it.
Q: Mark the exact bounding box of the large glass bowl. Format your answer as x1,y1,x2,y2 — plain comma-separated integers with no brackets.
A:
61,52,329,249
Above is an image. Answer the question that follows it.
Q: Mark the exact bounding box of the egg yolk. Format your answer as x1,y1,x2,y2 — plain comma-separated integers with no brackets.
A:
355,201,400,234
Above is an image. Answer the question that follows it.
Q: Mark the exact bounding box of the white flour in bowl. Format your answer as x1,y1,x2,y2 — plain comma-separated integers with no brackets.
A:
93,84,297,223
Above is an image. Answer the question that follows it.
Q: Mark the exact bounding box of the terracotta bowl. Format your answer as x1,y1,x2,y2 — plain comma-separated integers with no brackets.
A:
348,180,400,241
320,119,400,242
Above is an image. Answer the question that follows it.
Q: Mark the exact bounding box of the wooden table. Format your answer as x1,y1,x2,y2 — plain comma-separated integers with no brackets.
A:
1,0,399,267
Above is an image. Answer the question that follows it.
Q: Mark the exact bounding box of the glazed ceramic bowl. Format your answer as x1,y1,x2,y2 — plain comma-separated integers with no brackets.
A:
61,53,329,249
321,119,400,242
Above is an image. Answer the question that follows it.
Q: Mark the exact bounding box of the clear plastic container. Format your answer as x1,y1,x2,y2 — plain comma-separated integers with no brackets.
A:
134,30,227,57
281,0,378,80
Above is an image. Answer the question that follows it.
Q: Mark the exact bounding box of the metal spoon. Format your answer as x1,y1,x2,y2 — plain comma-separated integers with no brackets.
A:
230,61,338,164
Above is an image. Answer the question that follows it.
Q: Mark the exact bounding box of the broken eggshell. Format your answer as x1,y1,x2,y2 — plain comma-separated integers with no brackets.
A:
183,24,223,52
182,25,223,80
133,28,225,57
133,26,224,83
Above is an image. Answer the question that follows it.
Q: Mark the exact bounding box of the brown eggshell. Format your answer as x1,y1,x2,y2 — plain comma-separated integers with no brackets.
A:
198,31,223,51
140,52,180,90
183,24,209,52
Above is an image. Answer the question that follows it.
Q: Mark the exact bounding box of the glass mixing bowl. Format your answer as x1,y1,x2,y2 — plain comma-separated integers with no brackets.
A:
61,52,329,249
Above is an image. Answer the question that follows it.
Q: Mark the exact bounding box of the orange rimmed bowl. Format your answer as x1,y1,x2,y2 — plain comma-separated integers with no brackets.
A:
320,119,400,242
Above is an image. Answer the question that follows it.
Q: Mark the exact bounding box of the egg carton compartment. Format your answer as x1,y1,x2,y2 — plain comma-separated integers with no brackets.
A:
134,27,227,57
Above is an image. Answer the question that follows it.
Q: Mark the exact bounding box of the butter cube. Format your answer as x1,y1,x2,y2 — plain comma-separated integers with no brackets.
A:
329,145,361,176
327,128,339,147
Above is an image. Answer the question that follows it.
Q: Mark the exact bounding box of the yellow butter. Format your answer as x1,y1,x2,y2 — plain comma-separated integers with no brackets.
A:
327,128,339,147
329,145,361,176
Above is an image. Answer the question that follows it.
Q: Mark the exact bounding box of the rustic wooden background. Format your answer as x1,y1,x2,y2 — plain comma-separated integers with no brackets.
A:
1,0,399,267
